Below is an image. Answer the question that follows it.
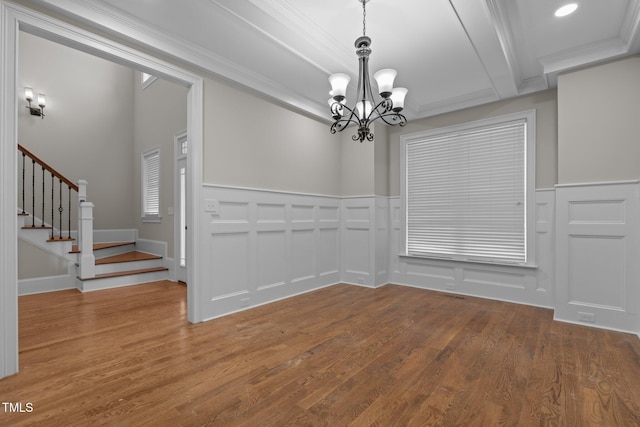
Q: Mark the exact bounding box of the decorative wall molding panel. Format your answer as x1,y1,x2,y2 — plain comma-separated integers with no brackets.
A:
388,191,555,308
201,185,341,320
555,181,640,333
340,197,389,288
200,185,640,336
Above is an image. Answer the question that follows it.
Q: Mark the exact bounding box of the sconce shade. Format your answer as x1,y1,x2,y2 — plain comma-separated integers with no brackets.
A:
373,69,397,97
24,87,46,118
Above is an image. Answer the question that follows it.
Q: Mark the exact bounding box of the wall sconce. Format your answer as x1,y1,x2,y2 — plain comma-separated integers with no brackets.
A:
24,87,46,119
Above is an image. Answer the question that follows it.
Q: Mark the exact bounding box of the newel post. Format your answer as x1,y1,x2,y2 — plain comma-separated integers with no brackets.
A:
78,179,87,203
77,180,95,279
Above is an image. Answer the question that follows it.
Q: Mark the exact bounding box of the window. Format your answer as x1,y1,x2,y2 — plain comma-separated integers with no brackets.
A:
142,148,161,222
401,110,535,265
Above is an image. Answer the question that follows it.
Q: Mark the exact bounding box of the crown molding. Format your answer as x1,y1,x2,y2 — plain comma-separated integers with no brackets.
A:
540,37,630,75
415,87,498,119
23,0,329,120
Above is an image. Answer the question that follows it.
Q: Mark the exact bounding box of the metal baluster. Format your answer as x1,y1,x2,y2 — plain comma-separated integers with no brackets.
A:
58,179,63,240
21,152,25,215
50,173,54,239
41,166,45,228
31,159,35,227
68,186,72,240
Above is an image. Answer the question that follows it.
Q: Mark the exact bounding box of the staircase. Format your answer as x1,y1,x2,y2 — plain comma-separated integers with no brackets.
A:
18,211,170,293
73,241,169,292
17,144,170,294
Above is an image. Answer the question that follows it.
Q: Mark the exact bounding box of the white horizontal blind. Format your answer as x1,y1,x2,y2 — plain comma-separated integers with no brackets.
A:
406,120,527,263
143,149,160,216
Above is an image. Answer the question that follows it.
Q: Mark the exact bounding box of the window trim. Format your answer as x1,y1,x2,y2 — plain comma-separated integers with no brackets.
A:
142,147,162,223
400,109,536,267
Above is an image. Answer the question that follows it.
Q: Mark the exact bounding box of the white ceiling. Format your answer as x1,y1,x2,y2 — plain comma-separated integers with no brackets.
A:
26,0,640,122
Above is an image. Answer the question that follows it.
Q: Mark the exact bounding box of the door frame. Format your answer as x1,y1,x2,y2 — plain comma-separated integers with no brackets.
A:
174,130,188,284
0,1,205,378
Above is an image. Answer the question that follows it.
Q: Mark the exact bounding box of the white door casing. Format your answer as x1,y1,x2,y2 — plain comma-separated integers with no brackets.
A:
175,130,188,284
0,1,205,378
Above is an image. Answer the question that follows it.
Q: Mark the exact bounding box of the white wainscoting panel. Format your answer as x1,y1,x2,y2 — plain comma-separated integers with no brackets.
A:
200,185,340,320
375,197,390,287
340,197,389,287
535,190,555,296
341,198,373,286
555,181,640,333
388,191,555,308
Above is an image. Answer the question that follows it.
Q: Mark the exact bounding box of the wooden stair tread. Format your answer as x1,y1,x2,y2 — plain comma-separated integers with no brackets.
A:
95,251,161,265
47,236,75,242
70,241,134,254
78,266,168,281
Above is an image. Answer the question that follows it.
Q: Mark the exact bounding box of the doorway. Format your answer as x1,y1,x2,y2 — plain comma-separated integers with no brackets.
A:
175,131,188,284
1,3,205,378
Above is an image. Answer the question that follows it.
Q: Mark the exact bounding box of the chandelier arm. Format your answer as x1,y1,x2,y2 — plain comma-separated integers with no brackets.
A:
369,111,408,127
365,98,392,121
330,109,362,134
332,103,358,123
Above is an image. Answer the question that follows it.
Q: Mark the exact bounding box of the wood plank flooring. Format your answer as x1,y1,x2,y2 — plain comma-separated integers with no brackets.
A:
1,281,639,426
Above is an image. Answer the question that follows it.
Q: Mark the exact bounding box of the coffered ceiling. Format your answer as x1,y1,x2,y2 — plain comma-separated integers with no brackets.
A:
23,0,640,122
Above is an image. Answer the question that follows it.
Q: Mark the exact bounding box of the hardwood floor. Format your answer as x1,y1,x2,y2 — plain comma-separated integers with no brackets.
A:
1,281,639,426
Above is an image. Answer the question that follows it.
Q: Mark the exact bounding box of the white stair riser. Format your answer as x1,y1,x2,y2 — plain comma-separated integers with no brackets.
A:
94,244,136,259
94,259,164,276
78,270,169,292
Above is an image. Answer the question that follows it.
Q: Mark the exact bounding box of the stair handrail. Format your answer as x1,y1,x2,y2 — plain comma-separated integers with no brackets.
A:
18,144,95,279
18,144,79,193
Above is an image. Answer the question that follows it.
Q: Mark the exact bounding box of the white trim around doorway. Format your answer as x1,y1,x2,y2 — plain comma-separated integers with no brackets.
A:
0,1,204,378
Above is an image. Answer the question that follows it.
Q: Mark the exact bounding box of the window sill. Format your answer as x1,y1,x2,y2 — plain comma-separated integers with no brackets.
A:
142,215,162,223
399,253,538,270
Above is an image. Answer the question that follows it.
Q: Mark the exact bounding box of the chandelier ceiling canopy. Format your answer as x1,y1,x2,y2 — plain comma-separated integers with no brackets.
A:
328,0,408,142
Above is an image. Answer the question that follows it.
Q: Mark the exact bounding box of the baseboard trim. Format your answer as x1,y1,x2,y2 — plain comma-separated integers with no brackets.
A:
202,281,341,322
19,274,76,296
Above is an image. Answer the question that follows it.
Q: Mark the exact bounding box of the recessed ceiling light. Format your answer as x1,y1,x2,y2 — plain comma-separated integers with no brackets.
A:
555,3,578,17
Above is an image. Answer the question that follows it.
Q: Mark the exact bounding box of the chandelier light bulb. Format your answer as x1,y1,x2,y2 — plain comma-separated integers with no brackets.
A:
356,100,372,120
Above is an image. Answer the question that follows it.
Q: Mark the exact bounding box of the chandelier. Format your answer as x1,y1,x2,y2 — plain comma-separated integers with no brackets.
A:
328,0,408,142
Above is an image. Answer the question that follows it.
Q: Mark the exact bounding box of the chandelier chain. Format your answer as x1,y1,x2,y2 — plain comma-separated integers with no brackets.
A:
362,0,366,36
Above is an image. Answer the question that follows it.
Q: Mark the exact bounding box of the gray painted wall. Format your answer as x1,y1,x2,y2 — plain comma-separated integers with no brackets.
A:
558,55,640,184
19,31,135,230
202,78,343,196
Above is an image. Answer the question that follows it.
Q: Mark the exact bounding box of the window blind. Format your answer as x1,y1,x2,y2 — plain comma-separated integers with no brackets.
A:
143,150,160,216
406,120,527,263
